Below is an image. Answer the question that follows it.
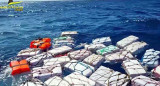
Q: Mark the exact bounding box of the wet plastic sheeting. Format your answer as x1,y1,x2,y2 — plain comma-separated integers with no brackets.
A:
44,76,70,86
64,72,96,86
31,64,62,81
26,52,52,66
64,60,95,77
105,50,135,62
152,65,160,78
124,41,148,55
48,46,72,56
85,44,106,53
122,59,146,78
116,35,139,48
83,54,105,68
20,78,44,86
89,66,130,86
17,48,41,57
96,45,119,56
142,49,160,67
53,42,75,48
92,37,112,46
53,36,73,41
43,56,70,66
68,49,92,61
131,75,160,86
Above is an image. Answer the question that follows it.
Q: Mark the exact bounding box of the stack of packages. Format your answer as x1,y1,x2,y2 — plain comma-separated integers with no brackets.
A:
53,31,78,48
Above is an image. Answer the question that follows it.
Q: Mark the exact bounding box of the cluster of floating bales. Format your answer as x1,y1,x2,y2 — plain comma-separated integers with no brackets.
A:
9,31,160,86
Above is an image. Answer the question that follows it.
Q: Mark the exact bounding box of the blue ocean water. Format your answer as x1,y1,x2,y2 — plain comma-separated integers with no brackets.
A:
0,0,160,85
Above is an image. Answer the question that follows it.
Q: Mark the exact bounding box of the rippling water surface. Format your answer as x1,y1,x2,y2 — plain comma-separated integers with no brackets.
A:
0,0,160,85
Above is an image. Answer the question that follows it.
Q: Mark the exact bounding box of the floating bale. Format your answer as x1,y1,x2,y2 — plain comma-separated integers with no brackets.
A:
85,44,106,53
124,41,148,55
26,52,52,66
64,60,95,77
10,60,30,75
105,50,135,63
48,46,72,56
64,72,96,86
83,54,105,68
131,75,160,86
44,76,70,86
92,37,112,46
17,48,41,57
31,64,62,81
96,45,119,56
53,42,75,48
61,31,78,37
54,39,74,44
68,49,92,61
43,56,70,66
142,49,160,67
151,65,160,78
20,78,44,86
116,35,139,48
89,66,130,86
53,36,73,41
122,59,147,78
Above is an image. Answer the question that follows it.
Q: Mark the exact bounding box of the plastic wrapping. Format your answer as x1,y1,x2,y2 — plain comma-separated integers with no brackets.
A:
64,72,96,86
131,75,160,86
92,37,112,46
68,49,92,61
61,31,78,37
89,66,130,86
83,54,105,68
43,56,70,66
96,45,119,56
85,44,106,53
20,78,44,86
122,59,146,78
45,76,70,86
116,35,139,48
152,65,160,78
105,50,134,62
31,64,62,81
64,60,95,77
17,48,41,57
142,49,160,67
124,41,148,55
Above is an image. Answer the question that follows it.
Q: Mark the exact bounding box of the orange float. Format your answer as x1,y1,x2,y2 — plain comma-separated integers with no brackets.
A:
10,60,30,75
30,38,51,50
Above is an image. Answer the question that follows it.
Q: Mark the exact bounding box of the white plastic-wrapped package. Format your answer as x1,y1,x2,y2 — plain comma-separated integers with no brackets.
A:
64,72,96,86
85,44,106,52
64,60,95,77
142,49,160,67
89,66,130,86
68,49,92,61
20,78,44,86
92,37,112,46
105,50,134,62
31,64,62,81
61,31,78,37
44,76,70,86
151,65,160,78
17,48,41,57
53,36,73,41
26,52,52,66
43,56,70,66
48,46,72,56
122,60,146,78
53,42,75,48
131,75,160,86
96,45,119,56
124,41,148,55
54,39,74,44
116,35,139,48
83,54,105,68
